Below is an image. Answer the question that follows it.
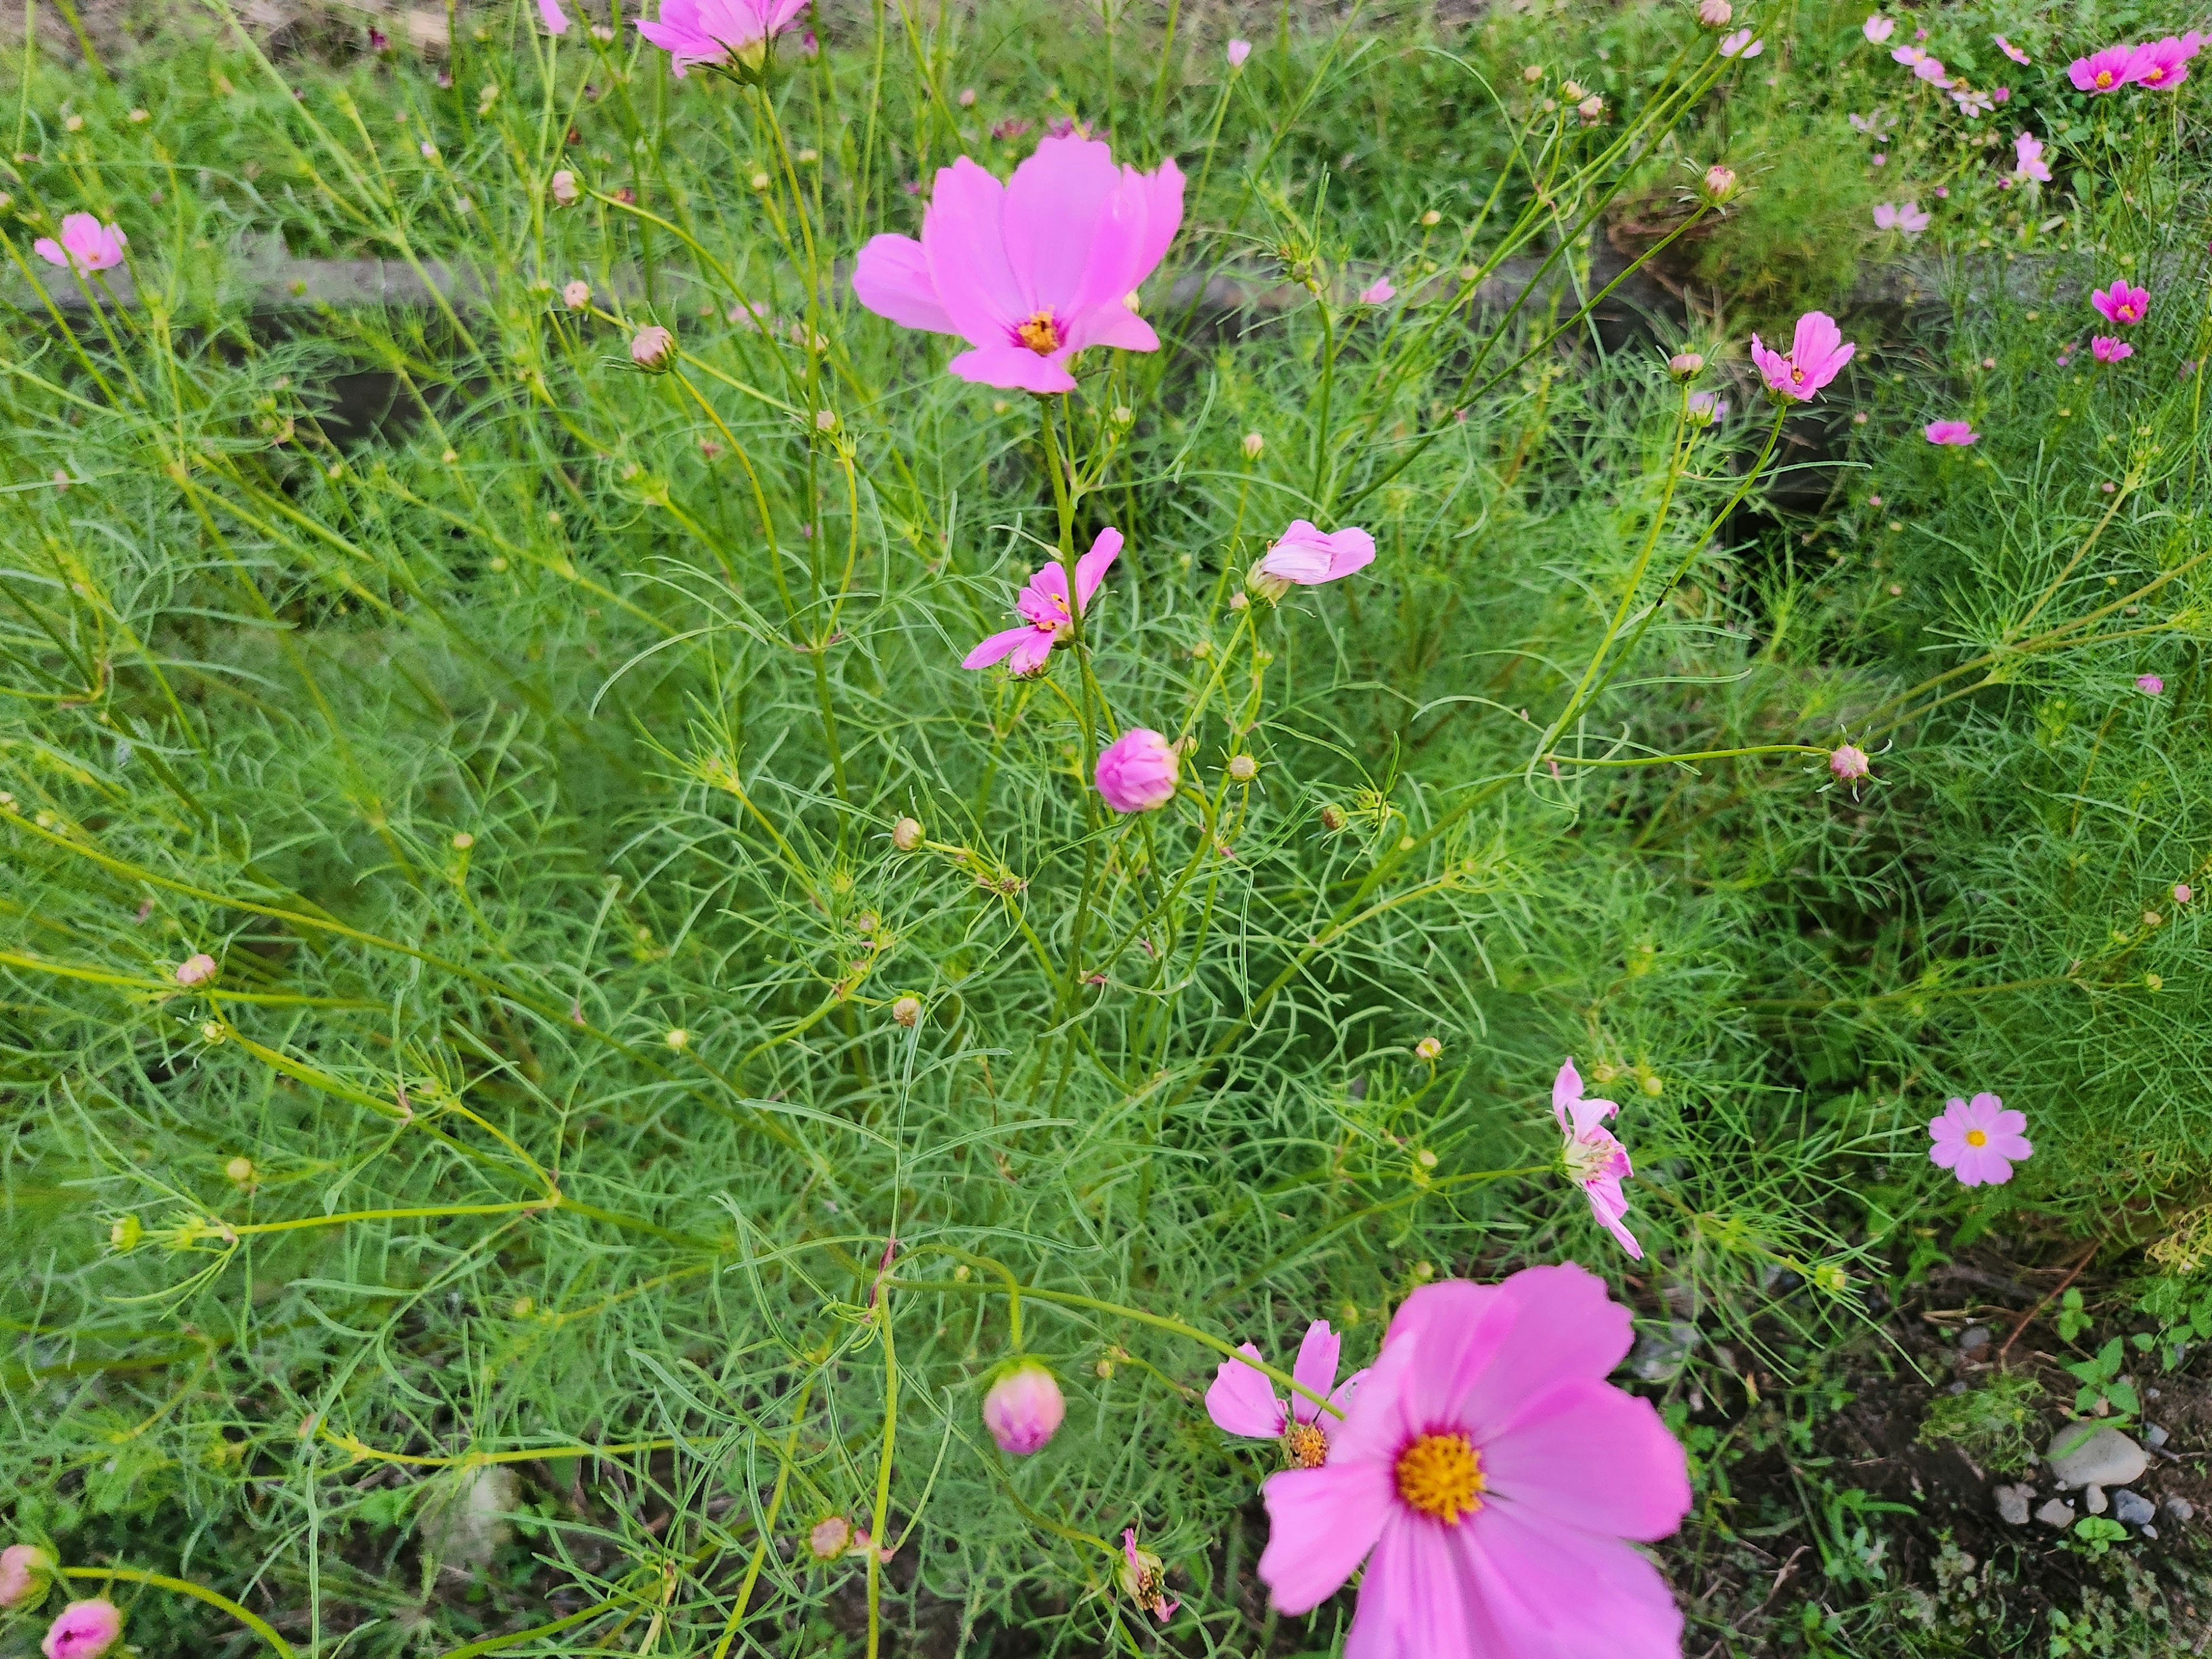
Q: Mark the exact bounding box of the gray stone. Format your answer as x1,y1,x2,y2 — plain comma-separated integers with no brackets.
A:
2146,1423,2169,1448
2166,1496,2195,1524
1959,1325,1991,1354
2036,1498,2076,1528
2047,1426,2149,1491
2143,1524,2160,1540
1631,1321,1698,1383
1994,1483,2033,1525
2084,1484,2108,1515
2113,1489,2156,1527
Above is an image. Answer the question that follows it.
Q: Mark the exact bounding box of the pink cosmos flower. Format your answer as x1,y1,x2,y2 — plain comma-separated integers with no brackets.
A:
1247,520,1376,601
1719,28,1762,58
1,1544,53,1608
536,0,570,33
1227,38,1252,67
852,135,1184,394
2175,883,2193,904
2069,44,2138,93
32,213,126,275
2137,673,2165,695
2129,35,2201,89
2012,131,2051,184
1120,1529,1179,1622
1862,16,1894,44
1208,1320,1367,1467
2091,280,2149,326
1872,201,1929,234
1924,420,1978,446
1995,35,2031,65
981,1361,1065,1454
1359,278,1396,305
1927,1092,2031,1187
42,1601,123,1659
1552,1059,1640,1259
1256,1266,1691,1656
1750,311,1855,404
1095,728,1181,813
963,527,1122,674
1951,85,1995,116
175,952,218,986
635,0,807,75
1912,55,1953,86
2092,336,2134,365
1830,744,1870,781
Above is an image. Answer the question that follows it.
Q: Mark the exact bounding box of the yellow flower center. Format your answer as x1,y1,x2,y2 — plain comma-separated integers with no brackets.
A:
1394,1433,1486,1524
1015,310,1064,355
2095,70,2113,86
1965,1128,1988,1147
1283,1422,1328,1469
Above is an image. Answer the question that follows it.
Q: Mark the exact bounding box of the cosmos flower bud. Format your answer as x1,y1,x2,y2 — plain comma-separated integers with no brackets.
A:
549,168,579,206
41,1599,124,1659
563,280,591,309
1226,38,1252,68
1228,754,1258,782
1414,1036,1442,1061
1702,164,1738,203
892,995,922,1028
1830,744,1870,781
892,816,924,851
1668,351,1705,380
981,1359,1066,1455
1577,94,1605,122
1696,0,1732,26
1241,431,1264,459
1094,729,1181,814
0,1544,54,1608
175,952,218,987
630,325,676,371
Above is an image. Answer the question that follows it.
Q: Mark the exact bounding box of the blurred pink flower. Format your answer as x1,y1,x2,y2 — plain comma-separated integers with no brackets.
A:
1751,311,1855,403
1924,420,1978,445
1095,728,1180,813
990,117,1031,140
2129,35,2201,89
536,0,570,33
630,324,676,369
1872,200,1928,234
2175,883,2194,904
852,135,1184,393
42,1601,123,1659
2091,336,2134,364
32,213,126,274
2137,673,2165,695
1830,744,1870,781
1994,35,2031,65
1359,277,1396,306
175,952,218,986
1226,38,1252,67
1912,55,1953,86
1207,1320,1366,1465
635,0,807,75
1951,85,1993,115
1719,28,1762,58
1247,520,1375,601
963,527,1122,673
2069,44,2138,93
1927,1092,2031,1187
981,1361,1065,1454
1256,1267,1691,1654
2011,131,2051,184
1688,388,1727,424
1,1544,53,1608
1862,15,1894,44
2090,279,2149,325
1552,1058,1640,1258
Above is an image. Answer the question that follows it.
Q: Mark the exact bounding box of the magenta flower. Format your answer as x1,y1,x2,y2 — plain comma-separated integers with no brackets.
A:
1927,1093,2031,1187
1552,1059,1640,1259
1862,15,1894,44
635,0,807,75
981,1360,1065,1455
2092,336,2134,364
1256,1267,1691,1656
32,213,126,275
2138,674,2165,695
41,1601,123,1659
2012,131,2051,184
1994,35,2031,66
1750,311,1855,404
1924,420,1978,446
1095,728,1181,814
1872,201,1929,234
963,527,1122,674
2128,35,2201,89
1208,1320,1366,1467
535,0,570,33
852,135,1184,394
1247,520,1376,601
2069,44,2139,93
2090,280,2149,326
1,1544,53,1608
2175,883,2194,904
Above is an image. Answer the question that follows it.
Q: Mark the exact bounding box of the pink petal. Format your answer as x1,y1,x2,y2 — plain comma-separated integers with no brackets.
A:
1342,1514,1480,1658
1073,527,1123,610
1257,1460,1395,1615
1378,1282,1516,1433
1568,1093,1621,1139
1065,302,1160,354
1990,1108,2027,1138
1964,1146,2014,1185
853,233,958,335
1791,310,1844,369
1456,1503,1686,1659
1987,1132,2033,1162
922,158,1025,344
536,0,571,32
1290,1320,1342,1425
1128,157,1186,286
961,626,1034,671
1000,135,1128,316
1007,628,1056,675
1316,1320,1427,1467
1479,1378,1691,1540
1598,1202,1645,1262
945,342,1078,393
1207,1342,1288,1438
1257,540,1340,584
1552,1058,1584,1132
32,237,66,267
1929,1137,1965,1169
1453,1263,1637,1438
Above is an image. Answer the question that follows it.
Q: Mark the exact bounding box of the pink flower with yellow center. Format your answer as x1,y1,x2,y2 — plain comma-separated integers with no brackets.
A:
962,528,1122,675
635,0,806,75
1749,311,1855,404
2069,44,2139,93
1554,1059,1641,1259
1923,420,1978,446
2128,34,2202,90
32,213,126,275
1928,1092,2032,1187
2091,280,2150,326
1207,1319,1368,1468
1256,1267,1691,1658
853,135,1184,394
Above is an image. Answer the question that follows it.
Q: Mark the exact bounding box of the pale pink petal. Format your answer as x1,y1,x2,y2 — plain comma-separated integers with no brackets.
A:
1964,1145,2014,1185
1990,1108,2027,1138
1453,1263,1637,1436
32,236,66,267
1325,1364,1369,1425
1986,1131,2033,1162
1552,1058,1584,1133
1568,1093,1621,1139
1001,135,1127,316
1257,1460,1395,1615
1016,562,1070,627
1127,157,1186,285
945,342,1078,393
961,626,1035,671
1073,527,1123,610
536,0,570,32
1315,1322,1426,1467
1479,1378,1691,1539
923,158,1025,344
1459,1504,1685,1659
1256,540,1340,584
1207,1342,1288,1438
1289,1320,1342,1425
1342,1515,1479,1658
1929,1135,1965,1170
853,233,959,335
1006,629,1056,675
1378,1281,1516,1431
1064,303,1160,354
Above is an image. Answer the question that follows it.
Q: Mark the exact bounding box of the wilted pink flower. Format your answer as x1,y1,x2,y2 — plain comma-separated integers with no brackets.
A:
2070,44,2138,93
981,1359,1065,1454
2091,280,2149,326
1695,0,1731,26
2175,883,2193,904
1994,35,2031,65
1927,1092,2031,1187
2011,131,2051,184
536,0,570,33
1226,37,1252,67
1120,1529,1179,1623
630,324,676,370
2137,673,2165,695
1751,311,1855,403
1247,520,1376,601
1830,744,1870,781
32,213,126,275
1924,420,1978,446
635,0,807,74
963,527,1122,673
808,1516,853,1559
1095,728,1181,814
1208,1320,1366,1467
852,135,1184,394
1862,14,1894,44
2092,335,2134,365
1719,28,1762,58
42,1601,123,1659
2129,35,2201,89
1256,1267,1691,1654
175,952,218,987
1552,1058,1640,1258
989,116,1031,140
1359,277,1396,305
1,1544,53,1608
1872,200,1929,234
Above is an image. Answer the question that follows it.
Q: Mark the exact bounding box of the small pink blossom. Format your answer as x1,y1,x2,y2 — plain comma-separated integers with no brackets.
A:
1830,744,1870,781
1553,1058,1640,1259
42,1601,123,1659
1,1544,53,1608
1226,38,1252,67
630,324,676,369
2011,131,2051,184
1696,0,1732,26
535,0,570,33
1120,1529,1179,1623
2069,44,2138,93
2175,883,2193,904
175,952,218,986
2091,335,2134,365
1256,1267,1691,1654
1095,728,1181,813
1359,277,1396,305
1862,15,1895,44
2137,674,2165,695
1751,310,1855,404
2128,35,2201,89
2090,280,2149,326
963,527,1122,674
1872,200,1929,234
1719,28,1762,58
1927,1092,2031,1187
1951,85,1994,116
635,0,808,74
981,1360,1065,1454
1923,420,1978,446
1994,35,2031,65
32,213,126,275
1688,389,1728,425
989,117,1030,141
549,168,579,206
1993,85,2012,101
808,1515,853,1559
1247,520,1376,601
853,135,1184,393
1912,55,1953,86
1207,1320,1366,1466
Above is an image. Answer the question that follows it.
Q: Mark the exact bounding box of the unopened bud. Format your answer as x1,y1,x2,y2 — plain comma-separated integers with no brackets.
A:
1522,63,1544,82
815,407,837,431
1703,164,1738,203
549,168,579,206
225,1156,255,1184
1228,754,1258,782
665,1027,689,1050
892,995,922,1028
892,816,924,851
1696,0,1732,26
563,279,591,310
175,952,218,987
1241,431,1264,459
630,324,676,371
982,1360,1066,1455
1829,744,1870,782
1414,1035,1442,1061
1668,351,1705,380
1577,94,1605,122
1112,405,1134,426
1320,804,1347,832
1419,209,1441,226
1560,79,1586,99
